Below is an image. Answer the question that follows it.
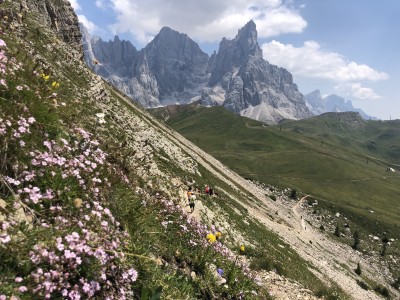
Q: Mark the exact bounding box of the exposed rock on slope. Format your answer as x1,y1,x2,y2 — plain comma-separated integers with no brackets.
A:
24,0,83,56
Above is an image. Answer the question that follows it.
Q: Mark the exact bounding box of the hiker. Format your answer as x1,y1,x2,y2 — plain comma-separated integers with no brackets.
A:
189,192,196,213
187,187,192,205
205,185,209,194
209,187,214,196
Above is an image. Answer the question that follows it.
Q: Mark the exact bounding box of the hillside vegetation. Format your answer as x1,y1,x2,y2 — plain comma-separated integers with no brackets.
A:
156,105,400,231
153,104,400,278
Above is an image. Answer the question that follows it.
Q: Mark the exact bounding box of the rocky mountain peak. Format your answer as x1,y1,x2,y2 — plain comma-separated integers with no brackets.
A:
235,19,261,57
305,90,375,120
308,89,322,99
209,19,262,85
140,26,209,99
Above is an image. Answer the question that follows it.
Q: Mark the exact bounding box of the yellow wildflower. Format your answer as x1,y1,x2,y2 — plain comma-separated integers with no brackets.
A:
73,198,83,208
240,245,245,252
155,258,163,266
206,233,216,244
41,74,50,81
52,81,60,88
215,231,222,239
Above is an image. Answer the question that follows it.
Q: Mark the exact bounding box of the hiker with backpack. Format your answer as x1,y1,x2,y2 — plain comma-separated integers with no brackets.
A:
187,187,193,205
189,192,196,213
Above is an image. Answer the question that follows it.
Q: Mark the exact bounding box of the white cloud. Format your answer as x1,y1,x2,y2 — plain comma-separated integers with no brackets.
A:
262,40,389,82
95,0,106,9
68,0,81,11
78,15,98,33
334,83,382,100
109,0,307,44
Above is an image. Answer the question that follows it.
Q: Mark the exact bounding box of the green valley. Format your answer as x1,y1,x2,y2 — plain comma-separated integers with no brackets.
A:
153,104,400,240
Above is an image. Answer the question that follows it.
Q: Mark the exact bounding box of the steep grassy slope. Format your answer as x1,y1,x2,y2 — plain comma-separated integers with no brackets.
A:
0,1,358,299
154,105,400,242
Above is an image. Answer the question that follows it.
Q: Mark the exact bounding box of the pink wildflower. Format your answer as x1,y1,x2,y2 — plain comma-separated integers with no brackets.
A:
0,233,11,244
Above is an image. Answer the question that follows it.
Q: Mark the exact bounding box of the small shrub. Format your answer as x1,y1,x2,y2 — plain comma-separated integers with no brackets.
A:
382,235,389,244
392,276,400,290
334,224,340,237
319,225,325,231
356,280,369,290
242,245,259,258
314,287,341,299
381,243,387,256
273,262,287,277
270,195,276,201
250,257,273,271
374,285,390,298
290,189,297,199
352,230,360,250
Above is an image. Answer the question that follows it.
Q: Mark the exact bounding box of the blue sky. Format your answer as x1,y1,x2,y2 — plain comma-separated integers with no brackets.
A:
69,0,399,120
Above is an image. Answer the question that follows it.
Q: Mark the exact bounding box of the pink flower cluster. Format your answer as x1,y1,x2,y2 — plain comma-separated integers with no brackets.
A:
0,114,35,141
3,125,109,206
0,39,22,88
0,38,7,87
0,114,138,299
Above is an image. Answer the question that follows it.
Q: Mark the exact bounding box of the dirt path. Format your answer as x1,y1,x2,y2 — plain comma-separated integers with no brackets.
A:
292,195,309,231
103,81,395,299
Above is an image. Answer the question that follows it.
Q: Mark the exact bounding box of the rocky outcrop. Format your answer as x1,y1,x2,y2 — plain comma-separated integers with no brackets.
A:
305,90,375,120
24,0,83,57
91,35,138,78
222,55,312,123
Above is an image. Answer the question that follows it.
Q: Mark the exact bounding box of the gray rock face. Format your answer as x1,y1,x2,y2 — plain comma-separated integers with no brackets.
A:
92,35,138,78
305,90,375,120
20,0,82,56
304,89,325,115
212,21,311,123
81,24,96,68
82,26,209,107
82,20,312,123
25,0,83,57
143,27,210,99
209,20,262,86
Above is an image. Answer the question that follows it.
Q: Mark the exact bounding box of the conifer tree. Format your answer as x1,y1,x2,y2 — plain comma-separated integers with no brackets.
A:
334,224,340,237
352,230,360,250
355,262,362,275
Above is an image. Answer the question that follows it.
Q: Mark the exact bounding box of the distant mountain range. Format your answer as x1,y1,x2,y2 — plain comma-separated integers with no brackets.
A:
82,22,375,124
304,89,376,120
81,21,312,124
